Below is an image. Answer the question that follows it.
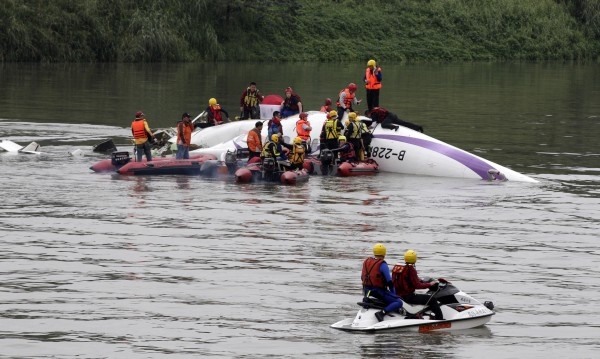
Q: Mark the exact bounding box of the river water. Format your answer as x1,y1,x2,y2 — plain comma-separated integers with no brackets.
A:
1,63,599,358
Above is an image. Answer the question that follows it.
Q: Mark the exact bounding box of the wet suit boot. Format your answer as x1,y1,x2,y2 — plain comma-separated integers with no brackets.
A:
375,310,386,322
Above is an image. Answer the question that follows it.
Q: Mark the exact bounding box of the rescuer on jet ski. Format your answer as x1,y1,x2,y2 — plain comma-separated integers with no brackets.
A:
392,249,444,320
362,243,403,322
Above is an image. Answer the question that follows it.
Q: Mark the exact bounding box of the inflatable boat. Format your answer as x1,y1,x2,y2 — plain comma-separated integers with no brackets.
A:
234,157,309,185
90,151,217,174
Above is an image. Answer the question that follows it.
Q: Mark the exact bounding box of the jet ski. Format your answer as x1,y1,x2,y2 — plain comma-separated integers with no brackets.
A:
331,278,495,333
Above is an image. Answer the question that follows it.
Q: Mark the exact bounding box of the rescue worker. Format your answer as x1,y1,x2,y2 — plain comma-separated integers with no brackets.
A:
246,121,264,160
343,112,364,161
363,59,382,111
176,112,194,160
320,98,333,113
336,83,362,121
360,119,374,158
288,136,306,170
267,111,283,139
205,98,230,126
392,250,444,320
362,243,403,322
295,112,312,152
369,107,424,133
261,133,289,161
131,111,156,162
320,110,343,151
239,82,264,120
280,87,302,118
331,136,357,163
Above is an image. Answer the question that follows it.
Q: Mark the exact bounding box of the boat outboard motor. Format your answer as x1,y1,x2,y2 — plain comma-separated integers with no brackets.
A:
111,151,131,168
320,149,335,175
225,150,238,173
262,157,277,181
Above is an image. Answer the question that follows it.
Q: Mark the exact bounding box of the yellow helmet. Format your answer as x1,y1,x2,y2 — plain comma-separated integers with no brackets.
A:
373,243,386,257
293,136,302,145
271,134,280,142
328,110,338,120
348,112,357,121
338,135,346,141
367,59,376,67
209,98,217,106
404,249,417,264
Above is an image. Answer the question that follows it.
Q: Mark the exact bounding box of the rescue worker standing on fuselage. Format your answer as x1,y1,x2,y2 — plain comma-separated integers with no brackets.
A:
131,111,156,162
239,82,264,120
364,59,382,111
336,83,362,121
205,98,229,127
362,243,403,322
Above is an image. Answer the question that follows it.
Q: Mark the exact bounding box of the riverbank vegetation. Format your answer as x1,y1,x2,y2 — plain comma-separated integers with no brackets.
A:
1,0,599,62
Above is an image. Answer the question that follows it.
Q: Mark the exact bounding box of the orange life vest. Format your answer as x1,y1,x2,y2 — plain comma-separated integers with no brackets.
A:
365,67,382,90
177,121,194,146
320,105,332,113
296,119,311,140
361,257,386,288
336,88,355,109
247,128,262,152
131,119,148,140
210,104,223,125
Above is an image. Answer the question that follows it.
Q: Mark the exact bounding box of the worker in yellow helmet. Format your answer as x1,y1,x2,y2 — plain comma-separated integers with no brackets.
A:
361,243,403,322
204,98,230,127
364,59,382,111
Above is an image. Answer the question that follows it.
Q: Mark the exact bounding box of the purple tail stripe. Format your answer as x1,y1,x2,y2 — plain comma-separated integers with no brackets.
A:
375,134,496,180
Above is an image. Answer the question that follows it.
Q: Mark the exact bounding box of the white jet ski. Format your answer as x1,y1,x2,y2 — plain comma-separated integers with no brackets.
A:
331,279,495,333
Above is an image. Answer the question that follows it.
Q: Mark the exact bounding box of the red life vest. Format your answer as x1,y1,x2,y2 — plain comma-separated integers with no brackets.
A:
370,107,388,123
365,67,382,90
131,119,148,139
210,104,223,125
336,88,355,109
361,257,386,288
296,119,311,140
392,264,412,296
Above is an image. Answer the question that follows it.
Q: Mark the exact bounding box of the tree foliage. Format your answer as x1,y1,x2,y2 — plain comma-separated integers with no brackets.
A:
0,0,598,62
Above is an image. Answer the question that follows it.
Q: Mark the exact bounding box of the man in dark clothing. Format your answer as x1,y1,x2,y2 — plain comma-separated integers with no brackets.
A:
369,107,424,133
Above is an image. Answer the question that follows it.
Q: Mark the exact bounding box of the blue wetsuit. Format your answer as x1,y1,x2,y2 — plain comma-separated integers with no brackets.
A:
363,260,403,314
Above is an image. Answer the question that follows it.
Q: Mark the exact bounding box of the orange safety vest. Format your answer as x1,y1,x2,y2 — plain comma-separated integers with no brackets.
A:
336,88,355,109
177,121,194,146
320,105,331,113
296,119,311,140
247,128,262,152
361,257,386,288
210,104,223,125
365,67,382,90
131,119,151,145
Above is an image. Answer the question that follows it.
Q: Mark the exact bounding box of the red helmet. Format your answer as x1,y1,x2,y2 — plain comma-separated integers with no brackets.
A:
285,86,293,93
348,83,357,92
299,112,308,118
325,98,332,106
135,111,144,119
